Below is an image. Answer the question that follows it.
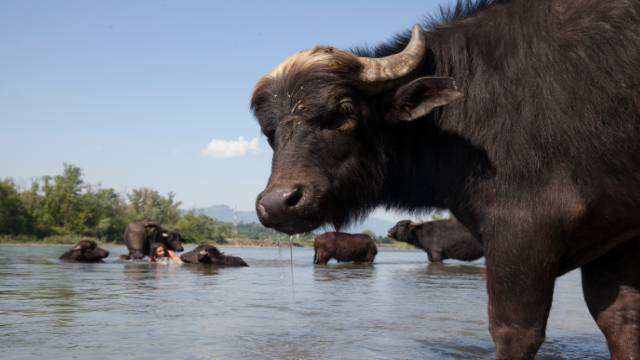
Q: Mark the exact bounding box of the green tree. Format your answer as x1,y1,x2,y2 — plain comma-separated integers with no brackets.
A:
19,179,47,236
12,164,131,241
0,179,32,235
237,221,279,240
127,188,182,227
174,213,225,243
375,235,395,244
80,184,123,241
96,218,112,241
217,223,234,239
40,163,86,234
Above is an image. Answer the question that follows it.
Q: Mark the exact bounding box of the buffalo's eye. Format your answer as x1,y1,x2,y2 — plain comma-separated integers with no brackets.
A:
322,101,355,131
339,102,352,115
263,130,275,147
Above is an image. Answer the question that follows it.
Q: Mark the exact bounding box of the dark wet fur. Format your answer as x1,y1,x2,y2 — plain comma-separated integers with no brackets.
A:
313,232,377,265
388,219,483,263
252,1,640,358
180,244,248,266
59,240,109,263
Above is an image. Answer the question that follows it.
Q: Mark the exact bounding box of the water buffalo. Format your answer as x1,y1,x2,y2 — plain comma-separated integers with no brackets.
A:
313,232,377,265
180,244,248,266
250,1,640,358
387,219,483,263
119,218,185,260
59,240,109,263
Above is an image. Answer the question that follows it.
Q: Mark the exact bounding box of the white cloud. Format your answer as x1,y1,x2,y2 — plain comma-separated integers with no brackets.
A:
173,150,180,155
96,146,101,153
202,136,261,159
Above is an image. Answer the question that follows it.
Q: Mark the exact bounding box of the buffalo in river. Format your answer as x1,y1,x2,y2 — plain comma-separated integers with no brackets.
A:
387,219,483,263
250,0,640,358
313,232,377,265
59,240,109,263
180,244,248,266
119,218,185,260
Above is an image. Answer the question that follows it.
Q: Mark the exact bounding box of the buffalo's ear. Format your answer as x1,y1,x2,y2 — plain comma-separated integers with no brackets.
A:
386,76,463,123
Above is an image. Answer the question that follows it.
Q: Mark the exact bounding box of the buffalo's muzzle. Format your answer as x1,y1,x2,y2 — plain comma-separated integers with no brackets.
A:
257,187,305,225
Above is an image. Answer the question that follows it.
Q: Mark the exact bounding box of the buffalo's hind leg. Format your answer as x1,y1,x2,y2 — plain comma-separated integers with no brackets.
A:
582,238,640,360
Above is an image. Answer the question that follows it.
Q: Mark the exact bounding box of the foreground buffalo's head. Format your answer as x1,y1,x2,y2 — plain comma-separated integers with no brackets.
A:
387,219,423,246
163,230,185,253
251,24,462,234
59,240,110,262
194,244,224,262
191,244,249,266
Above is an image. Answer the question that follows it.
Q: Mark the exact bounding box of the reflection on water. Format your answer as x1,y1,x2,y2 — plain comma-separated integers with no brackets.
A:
181,263,223,277
0,245,608,359
314,263,376,282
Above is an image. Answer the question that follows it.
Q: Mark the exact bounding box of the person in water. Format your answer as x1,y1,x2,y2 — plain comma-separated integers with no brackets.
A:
149,243,183,263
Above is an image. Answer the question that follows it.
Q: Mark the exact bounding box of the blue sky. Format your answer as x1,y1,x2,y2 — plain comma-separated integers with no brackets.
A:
0,0,456,223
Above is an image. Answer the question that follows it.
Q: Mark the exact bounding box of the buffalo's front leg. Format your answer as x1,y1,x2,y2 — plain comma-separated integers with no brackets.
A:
427,248,443,264
316,252,331,265
485,236,558,359
582,238,640,360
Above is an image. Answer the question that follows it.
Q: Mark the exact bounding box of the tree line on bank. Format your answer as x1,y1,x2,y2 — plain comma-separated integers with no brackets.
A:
0,164,398,244
0,164,291,244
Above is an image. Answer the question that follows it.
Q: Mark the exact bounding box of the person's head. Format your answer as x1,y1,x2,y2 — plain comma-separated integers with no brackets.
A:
149,243,169,261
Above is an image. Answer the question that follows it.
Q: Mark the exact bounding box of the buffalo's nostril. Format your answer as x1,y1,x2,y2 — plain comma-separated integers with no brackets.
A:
285,189,303,207
104,251,110,257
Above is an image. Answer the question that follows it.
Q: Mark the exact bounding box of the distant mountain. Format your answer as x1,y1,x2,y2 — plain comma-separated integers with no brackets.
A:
194,205,260,224
191,204,399,238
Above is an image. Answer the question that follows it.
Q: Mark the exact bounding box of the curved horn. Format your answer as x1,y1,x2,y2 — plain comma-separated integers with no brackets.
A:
199,250,208,255
71,245,82,251
410,219,423,227
354,24,426,95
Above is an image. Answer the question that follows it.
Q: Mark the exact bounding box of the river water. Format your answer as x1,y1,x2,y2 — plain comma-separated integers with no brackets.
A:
0,245,608,359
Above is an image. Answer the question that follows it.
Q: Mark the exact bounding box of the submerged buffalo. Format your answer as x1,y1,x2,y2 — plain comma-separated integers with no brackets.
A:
59,240,109,263
387,219,483,263
251,0,640,358
119,218,185,260
313,232,377,265
180,244,248,266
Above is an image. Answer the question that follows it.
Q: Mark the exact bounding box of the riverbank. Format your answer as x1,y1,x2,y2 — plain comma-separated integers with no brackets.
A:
0,236,406,248
0,235,111,246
